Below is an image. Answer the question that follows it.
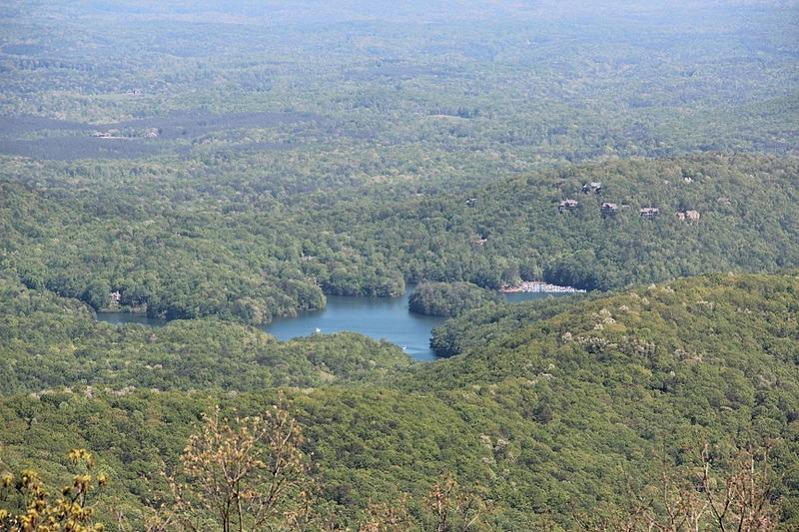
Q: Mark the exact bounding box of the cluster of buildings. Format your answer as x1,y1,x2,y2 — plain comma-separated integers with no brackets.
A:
558,182,704,222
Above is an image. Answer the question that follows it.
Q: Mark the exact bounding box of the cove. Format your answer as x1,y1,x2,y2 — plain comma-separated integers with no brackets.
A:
96,290,568,361
265,289,562,361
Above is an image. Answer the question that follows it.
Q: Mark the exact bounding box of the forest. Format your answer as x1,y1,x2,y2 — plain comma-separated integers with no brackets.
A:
3,153,799,325
1,272,798,529
408,282,501,317
1,0,798,530
0,1,797,325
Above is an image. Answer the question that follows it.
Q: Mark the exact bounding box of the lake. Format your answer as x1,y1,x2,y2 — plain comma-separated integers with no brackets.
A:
97,290,565,361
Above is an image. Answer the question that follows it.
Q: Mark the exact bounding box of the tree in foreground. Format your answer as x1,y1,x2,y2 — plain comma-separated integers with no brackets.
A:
0,448,107,531
582,442,782,531
426,474,488,532
358,474,488,532
146,405,490,531
147,405,313,532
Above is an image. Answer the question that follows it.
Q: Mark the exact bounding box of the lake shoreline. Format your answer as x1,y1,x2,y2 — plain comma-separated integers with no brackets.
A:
499,281,585,294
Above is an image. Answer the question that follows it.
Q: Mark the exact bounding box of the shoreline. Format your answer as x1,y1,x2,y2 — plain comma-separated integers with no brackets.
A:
499,281,585,294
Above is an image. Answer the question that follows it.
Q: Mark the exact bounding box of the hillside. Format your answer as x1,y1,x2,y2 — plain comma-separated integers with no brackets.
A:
327,153,799,291
3,154,799,325
1,2,797,529
0,274,411,394
2,273,797,528
0,0,797,326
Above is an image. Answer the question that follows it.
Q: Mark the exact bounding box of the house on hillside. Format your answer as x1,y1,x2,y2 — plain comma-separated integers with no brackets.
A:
676,210,701,222
639,207,660,219
601,202,619,217
582,181,602,194
559,199,580,212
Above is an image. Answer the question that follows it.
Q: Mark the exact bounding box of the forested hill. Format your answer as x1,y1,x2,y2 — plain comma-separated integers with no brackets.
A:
1,0,797,326
1,272,798,528
0,274,411,394
1,1,798,530
3,153,799,323
347,152,799,290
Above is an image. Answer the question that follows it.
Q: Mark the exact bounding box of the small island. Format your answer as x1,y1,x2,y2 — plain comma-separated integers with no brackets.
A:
408,282,502,317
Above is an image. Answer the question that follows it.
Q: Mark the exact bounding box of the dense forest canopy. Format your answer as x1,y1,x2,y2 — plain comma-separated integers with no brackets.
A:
3,154,799,323
409,282,502,317
0,0,797,323
0,273,411,394
1,0,798,530
1,273,798,529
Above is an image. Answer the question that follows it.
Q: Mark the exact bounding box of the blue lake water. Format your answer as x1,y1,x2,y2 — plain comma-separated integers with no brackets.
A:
97,290,565,361
266,292,444,360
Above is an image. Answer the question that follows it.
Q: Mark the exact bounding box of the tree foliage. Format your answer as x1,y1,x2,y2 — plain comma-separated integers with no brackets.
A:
150,405,312,532
0,448,107,532
409,282,501,318
1,273,798,529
